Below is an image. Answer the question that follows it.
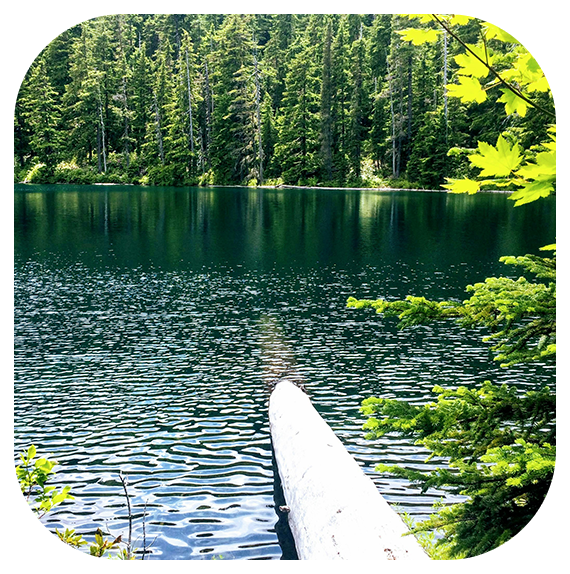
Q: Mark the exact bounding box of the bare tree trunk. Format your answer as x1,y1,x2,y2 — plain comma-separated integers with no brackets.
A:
407,51,412,142
253,52,264,184
388,59,397,178
97,123,102,173
443,29,449,143
153,92,165,165
203,60,212,169
97,83,107,173
122,76,130,169
185,47,195,162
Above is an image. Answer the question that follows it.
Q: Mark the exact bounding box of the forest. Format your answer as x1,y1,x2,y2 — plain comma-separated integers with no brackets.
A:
13,13,554,189
14,13,557,561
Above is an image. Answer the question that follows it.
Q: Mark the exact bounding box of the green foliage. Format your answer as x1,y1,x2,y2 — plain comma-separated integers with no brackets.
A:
348,14,555,559
348,250,555,368
89,529,123,557
399,14,556,205
56,528,88,549
16,445,74,518
15,13,552,188
15,445,142,559
361,382,555,558
443,128,556,205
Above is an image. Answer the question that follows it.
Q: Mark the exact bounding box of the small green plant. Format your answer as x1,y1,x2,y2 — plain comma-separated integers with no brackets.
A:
89,528,123,557
16,445,74,518
55,527,87,549
15,445,147,559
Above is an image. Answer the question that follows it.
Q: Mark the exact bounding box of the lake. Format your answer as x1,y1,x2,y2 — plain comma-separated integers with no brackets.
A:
13,184,556,559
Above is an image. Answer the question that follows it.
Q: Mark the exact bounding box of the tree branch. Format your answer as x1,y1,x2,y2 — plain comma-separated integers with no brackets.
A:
432,14,555,119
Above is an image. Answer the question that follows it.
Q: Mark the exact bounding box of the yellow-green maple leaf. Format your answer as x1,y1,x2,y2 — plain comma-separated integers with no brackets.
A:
442,178,481,194
454,44,493,78
516,151,556,179
447,76,487,103
469,135,522,177
498,89,528,117
397,28,441,45
450,14,473,26
509,180,554,206
483,22,519,43
503,53,549,93
404,14,436,24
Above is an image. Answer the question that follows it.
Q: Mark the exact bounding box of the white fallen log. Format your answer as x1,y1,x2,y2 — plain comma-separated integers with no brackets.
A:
269,380,429,560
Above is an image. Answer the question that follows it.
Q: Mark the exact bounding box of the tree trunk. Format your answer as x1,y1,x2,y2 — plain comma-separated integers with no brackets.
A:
388,59,397,178
253,52,264,184
269,381,429,560
97,84,107,173
443,29,449,143
153,92,165,165
185,47,195,162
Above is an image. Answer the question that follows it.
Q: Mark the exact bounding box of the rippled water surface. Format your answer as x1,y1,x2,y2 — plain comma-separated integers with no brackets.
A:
14,185,555,559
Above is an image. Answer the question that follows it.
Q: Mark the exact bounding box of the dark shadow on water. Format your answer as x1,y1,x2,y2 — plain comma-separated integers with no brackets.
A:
271,443,299,560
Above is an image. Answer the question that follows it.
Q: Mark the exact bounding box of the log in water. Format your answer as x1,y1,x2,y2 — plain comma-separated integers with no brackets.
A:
269,380,429,560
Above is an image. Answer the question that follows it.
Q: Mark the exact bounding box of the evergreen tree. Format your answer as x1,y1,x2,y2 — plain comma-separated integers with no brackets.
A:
347,32,368,180
210,15,257,183
13,12,556,190
21,56,62,172
262,14,295,111
330,18,351,183
320,20,334,181
273,36,321,184
130,40,152,159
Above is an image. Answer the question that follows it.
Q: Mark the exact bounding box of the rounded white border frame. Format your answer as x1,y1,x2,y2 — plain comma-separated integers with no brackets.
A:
4,4,570,574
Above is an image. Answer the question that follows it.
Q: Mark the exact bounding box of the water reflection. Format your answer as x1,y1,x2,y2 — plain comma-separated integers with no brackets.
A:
14,185,553,280
14,185,555,559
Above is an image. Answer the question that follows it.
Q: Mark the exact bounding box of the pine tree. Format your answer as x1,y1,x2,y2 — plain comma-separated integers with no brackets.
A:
347,31,368,180
262,14,295,111
130,40,152,160
21,56,62,172
210,15,257,183
330,18,351,183
273,35,321,184
320,20,334,181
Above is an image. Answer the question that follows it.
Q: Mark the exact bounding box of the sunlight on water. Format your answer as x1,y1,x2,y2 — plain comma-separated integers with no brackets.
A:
14,186,555,559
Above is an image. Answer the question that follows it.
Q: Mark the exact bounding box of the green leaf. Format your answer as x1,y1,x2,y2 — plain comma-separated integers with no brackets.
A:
483,23,519,43
397,28,441,45
454,45,493,78
469,135,522,177
516,151,556,179
503,53,549,93
27,445,36,460
498,89,528,117
442,178,481,194
450,15,473,26
509,180,554,206
35,458,56,473
447,77,487,104
404,14,436,24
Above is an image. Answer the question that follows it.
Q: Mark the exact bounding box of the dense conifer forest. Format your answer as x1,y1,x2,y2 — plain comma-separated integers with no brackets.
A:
13,13,554,188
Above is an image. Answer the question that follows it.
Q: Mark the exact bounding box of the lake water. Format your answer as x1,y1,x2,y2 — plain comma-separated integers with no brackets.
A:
13,184,555,559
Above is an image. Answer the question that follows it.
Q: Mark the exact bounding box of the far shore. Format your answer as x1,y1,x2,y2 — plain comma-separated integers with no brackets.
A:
14,181,515,194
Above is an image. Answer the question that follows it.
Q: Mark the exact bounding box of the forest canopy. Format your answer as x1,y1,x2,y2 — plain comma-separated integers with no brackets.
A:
13,13,555,189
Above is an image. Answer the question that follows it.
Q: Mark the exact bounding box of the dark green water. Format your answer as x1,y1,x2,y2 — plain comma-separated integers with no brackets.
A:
14,184,555,559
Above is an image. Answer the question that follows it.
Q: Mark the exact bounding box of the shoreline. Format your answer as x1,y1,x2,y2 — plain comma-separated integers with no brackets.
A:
14,181,515,195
